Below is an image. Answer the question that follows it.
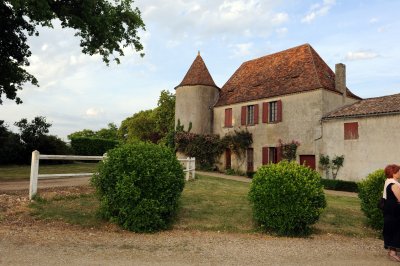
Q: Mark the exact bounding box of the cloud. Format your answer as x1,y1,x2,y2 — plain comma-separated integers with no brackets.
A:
276,27,288,36
85,108,104,117
230,42,253,57
301,0,336,23
369,17,379,24
344,51,379,61
138,0,288,40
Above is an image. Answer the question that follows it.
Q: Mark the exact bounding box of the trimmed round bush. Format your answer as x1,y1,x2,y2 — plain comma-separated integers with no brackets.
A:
248,161,326,236
91,142,185,232
358,169,385,230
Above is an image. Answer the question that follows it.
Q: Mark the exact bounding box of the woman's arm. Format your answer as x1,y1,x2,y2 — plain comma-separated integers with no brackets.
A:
392,184,400,202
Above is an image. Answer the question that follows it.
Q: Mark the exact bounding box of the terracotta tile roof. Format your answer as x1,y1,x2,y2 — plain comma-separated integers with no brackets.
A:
175,53,219,89
323,93,400,120
215,44,361,107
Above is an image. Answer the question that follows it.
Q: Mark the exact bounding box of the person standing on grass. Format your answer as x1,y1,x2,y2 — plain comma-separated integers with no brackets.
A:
383,164,400,262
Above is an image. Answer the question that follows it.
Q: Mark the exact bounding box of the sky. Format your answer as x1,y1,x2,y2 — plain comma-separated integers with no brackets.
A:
1,0,400,140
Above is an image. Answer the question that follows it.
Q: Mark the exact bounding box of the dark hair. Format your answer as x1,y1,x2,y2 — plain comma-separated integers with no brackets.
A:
384,164,400,179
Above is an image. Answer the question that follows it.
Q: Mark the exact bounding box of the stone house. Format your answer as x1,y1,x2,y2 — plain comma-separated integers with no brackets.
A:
174,44,400,181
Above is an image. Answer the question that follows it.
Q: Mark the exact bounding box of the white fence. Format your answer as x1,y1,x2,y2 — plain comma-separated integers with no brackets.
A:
29,151,196,200
179,157,196,181
29,150,104,199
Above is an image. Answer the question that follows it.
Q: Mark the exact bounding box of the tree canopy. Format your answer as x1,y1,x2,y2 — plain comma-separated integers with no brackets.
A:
118,90,175,144
0,0,145,104
68,122,118,140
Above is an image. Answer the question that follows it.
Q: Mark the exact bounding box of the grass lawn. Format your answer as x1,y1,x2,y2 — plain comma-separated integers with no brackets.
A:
0,162,100,181
28,174,379,237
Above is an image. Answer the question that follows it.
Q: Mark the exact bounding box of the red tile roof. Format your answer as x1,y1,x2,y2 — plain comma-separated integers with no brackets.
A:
175,53,219,89
323,93,400,120
215,44,361,107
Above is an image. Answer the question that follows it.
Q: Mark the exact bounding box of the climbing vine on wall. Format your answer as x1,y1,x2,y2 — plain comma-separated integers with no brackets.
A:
174,129,253,170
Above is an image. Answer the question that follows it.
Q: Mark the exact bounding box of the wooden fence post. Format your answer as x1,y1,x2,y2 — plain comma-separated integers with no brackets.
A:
29,150,40,200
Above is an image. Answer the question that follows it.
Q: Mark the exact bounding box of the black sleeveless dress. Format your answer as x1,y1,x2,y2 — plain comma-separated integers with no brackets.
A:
383,183,400,249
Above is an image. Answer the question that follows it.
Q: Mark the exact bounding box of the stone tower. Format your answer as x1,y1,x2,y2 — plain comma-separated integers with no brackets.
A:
175,52,220,134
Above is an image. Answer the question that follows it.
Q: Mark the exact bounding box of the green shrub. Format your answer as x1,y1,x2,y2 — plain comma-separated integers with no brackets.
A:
71,137,120,156
91,142,185,232
249,161,326,236
321,179,358,192
358,169,385,230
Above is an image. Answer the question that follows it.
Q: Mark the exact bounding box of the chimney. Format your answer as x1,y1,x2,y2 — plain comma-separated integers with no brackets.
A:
335,63,347,101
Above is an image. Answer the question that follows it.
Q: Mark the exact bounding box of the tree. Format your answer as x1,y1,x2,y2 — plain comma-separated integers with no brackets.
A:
154,90,175,136
96,123,118,140
119,109,161,143
0,120,25,164
0,0,145,104
67,129,96,140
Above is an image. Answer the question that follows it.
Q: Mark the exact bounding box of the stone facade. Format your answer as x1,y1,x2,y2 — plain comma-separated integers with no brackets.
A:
175,44,399,181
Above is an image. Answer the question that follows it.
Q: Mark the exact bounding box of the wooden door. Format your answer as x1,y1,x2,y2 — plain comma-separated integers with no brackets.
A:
225,149,231,170
300,155,316,170
247,148,254,172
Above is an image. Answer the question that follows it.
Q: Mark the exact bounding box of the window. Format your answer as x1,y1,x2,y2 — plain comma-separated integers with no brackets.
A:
224,108,232,127
269,101,278,122
262,100,282,123
247,105,254,125
344,122,359,140
268,147,277,164
241,104,259,125
262,147,279,164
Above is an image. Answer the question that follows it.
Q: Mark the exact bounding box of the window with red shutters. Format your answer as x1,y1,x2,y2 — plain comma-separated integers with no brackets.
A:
224,108,232,127
344,122,359,140
277,100,282,122
241,106,246,125
262,102,268,123
262,147,269,165
254,104,259,124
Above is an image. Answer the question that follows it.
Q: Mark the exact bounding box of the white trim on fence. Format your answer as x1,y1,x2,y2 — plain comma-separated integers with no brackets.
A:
29,151,196,200
178,157,196,181
29,150,105,200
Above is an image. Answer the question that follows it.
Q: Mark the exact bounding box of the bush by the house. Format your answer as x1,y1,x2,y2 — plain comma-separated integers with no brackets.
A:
249,161,326,236
70,137,119,156
358,169,385,230
91,142,185,232
321,179,358,192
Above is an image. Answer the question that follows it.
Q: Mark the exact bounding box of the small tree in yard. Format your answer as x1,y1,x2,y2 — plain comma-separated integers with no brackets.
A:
249,161,326,236
319,154,344,180
92,142,185,233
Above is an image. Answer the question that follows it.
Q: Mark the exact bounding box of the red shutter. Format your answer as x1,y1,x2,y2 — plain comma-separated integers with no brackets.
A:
277,100,282,122
254,104,259,124
262,147,269,165
277,146,282,162
344,122,359,139
241,106,247,125
225,108,232,127
262,102,269,123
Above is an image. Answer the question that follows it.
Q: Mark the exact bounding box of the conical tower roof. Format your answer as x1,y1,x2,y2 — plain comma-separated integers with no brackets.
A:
175,52,219,89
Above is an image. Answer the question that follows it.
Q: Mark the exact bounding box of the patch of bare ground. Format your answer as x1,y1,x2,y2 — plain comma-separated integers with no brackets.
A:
0,186,390,265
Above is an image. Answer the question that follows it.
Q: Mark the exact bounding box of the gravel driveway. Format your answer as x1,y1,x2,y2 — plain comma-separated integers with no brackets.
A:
0,176,390,265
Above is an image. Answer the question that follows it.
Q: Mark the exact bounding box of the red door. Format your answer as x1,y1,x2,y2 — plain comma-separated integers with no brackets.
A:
225,149,231,170
300,155,316,170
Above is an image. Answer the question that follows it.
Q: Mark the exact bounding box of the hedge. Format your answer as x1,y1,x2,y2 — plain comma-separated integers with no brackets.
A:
70,137,120,156
321,179,358,192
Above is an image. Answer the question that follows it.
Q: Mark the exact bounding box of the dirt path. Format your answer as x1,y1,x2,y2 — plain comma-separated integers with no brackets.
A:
0,222,390,265
0,181,389,265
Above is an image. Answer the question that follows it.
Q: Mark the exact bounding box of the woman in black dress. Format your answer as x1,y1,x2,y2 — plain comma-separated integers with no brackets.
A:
383,164,400,262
